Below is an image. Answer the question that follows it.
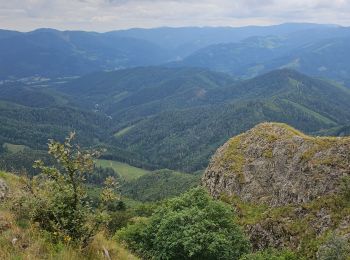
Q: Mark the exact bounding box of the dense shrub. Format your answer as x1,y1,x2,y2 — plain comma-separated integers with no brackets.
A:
117,187,251,260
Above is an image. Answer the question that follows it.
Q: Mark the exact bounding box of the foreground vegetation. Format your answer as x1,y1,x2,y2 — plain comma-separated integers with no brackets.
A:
0,171,138,260
1,132,349,259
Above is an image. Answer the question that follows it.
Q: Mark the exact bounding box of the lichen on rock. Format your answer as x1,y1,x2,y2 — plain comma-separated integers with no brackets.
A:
202,122,350,206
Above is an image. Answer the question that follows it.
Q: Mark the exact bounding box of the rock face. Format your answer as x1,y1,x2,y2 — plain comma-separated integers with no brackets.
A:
202,122,350,206
0,178,9,201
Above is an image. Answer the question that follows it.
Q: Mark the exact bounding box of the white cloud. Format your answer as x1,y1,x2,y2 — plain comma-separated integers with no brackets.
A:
0,0,349,31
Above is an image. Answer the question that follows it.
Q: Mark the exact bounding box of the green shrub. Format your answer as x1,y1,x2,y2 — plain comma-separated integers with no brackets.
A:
14,133,120,247
117,187,251,260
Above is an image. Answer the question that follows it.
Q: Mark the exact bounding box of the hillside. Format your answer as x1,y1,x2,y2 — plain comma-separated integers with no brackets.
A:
112,69,350,171
202,123,350,257
2,68,350,174
61,67,234,124
0,80,116,175
0,98,112,150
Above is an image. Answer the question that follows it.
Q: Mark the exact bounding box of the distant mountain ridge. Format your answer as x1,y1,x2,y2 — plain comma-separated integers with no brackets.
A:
0,29,171,79
175,27,350,84
0,23,346,80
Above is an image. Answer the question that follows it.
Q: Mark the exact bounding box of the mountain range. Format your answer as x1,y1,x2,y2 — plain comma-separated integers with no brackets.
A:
2,23,350,84
175,27,350,84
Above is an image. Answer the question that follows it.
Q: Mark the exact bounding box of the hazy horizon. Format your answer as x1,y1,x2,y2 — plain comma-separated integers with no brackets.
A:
0,22,345,33
1,0,350,32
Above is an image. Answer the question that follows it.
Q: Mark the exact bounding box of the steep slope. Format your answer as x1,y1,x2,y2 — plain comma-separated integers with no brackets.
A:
202,122,350,205
113,70,350,171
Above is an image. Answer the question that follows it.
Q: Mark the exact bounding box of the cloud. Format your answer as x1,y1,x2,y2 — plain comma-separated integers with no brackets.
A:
0,0,349,32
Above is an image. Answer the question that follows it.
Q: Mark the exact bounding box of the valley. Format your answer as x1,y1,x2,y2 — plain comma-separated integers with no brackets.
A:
1,22,350,259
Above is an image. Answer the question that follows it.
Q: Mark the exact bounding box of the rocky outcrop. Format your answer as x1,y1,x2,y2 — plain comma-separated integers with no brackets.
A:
0,178,9,201
202,122,350,206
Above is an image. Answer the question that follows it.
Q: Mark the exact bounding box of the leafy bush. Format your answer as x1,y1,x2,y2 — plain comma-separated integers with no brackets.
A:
14,133,120,247
117,187,251,260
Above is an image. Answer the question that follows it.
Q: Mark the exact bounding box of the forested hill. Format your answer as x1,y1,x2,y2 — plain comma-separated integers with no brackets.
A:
1,67,350,173
0,82,113,150
110,69,350,171
59,67,235,125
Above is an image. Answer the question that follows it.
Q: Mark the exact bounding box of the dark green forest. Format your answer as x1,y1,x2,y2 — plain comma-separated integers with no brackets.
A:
1,68,350,173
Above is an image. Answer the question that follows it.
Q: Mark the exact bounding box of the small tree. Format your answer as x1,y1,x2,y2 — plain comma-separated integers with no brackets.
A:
117,187,251,260
26,132,118,246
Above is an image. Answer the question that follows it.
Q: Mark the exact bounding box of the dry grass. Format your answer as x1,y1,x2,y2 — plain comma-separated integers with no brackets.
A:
0,210,139,260
0,171,139,260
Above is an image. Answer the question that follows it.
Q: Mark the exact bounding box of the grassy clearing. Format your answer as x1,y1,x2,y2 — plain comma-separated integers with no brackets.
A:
3,143,27,153
95,159,150,181
114,125,135,138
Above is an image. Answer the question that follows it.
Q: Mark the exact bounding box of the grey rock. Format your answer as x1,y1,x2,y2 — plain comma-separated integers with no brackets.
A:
202,123,350,206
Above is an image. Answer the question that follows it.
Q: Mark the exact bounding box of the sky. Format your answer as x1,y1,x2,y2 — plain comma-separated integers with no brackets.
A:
0,0,350,32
